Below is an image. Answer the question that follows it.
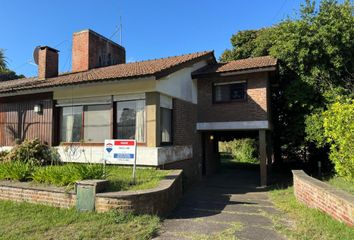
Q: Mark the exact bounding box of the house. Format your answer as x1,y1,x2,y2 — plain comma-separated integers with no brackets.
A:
0,29,278,185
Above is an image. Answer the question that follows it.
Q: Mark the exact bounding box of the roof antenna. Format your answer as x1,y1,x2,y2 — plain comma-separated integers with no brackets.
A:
120,16,123,46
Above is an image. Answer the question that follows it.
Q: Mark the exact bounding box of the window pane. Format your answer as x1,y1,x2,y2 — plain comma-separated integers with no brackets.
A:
230,83,246,100
84,105,111,142
60,106,83,142
116,100,145,142
214,82,246,102
161,108,172,143
214,85,230,102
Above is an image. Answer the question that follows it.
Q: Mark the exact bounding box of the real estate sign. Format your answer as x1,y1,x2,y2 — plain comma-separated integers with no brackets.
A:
104,139,138,183
104,139,137,164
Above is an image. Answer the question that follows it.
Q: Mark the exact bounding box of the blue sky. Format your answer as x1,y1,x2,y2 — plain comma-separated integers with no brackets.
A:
1,0,315,77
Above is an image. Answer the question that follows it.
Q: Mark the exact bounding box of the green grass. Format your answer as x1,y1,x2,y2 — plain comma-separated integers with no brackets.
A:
106,166,170,191
269,186,354,240
0,200,160,240
325,176,354,195
0,162,170,192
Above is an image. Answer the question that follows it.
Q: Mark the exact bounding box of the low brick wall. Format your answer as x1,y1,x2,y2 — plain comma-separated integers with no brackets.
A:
96,170,183,216
0,170,183,217
292,170,354,226
0,182,76,208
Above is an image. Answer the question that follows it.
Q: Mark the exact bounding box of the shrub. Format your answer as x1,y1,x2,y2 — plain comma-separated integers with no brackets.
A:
32,164,106,186
219,138,259,163
322,101,354,181
0,150,9,162
4,139,59,166
0,161,34,181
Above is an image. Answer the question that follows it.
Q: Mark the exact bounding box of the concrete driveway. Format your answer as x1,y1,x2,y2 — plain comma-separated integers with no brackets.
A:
154,168,287,240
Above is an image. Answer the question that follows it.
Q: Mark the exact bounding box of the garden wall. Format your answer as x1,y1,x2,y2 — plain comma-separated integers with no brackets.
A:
0,170,183,217
292,170,354,226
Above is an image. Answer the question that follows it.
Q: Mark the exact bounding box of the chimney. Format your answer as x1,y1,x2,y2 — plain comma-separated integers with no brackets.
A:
38,46,59,80
72,29,126,72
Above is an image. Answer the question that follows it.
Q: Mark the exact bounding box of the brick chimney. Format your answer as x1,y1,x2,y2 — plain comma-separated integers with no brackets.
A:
38,46,59,80
72,29,126,72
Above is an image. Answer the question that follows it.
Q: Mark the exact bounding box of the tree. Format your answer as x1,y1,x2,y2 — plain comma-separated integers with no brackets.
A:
0,48,25,81
221,0,354,166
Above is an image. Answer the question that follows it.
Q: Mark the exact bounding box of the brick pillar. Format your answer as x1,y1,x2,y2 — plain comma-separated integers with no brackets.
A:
146,92,160,147
259,130,268,186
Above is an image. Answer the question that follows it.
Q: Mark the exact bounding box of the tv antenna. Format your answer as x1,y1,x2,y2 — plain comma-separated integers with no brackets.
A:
109,16,123,45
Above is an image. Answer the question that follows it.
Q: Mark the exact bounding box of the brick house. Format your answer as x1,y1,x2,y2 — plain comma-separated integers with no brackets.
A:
0,29,277,185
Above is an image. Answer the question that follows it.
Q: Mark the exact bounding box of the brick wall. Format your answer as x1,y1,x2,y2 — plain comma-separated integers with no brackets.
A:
292,170,354,226
170,98,202,182
197,72,269,122
0,170,182,217
72,29,126,72
0,181,75,208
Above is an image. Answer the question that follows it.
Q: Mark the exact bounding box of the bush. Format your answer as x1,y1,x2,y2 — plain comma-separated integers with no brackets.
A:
32,164,106,186
0,161,34,181
219,138,259,163
0,150,9,162
4,139,59,166
323,101,354,181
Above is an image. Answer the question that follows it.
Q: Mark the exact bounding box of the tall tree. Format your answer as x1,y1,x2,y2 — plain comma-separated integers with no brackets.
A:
221,0,354,164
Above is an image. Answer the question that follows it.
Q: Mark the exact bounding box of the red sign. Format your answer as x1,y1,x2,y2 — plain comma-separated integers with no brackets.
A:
114,140,136,146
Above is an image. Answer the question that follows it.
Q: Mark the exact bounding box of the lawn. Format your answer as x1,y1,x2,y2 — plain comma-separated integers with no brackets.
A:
0,200,160,240
106,166,170,191
268,186,354,240
325,176,354,195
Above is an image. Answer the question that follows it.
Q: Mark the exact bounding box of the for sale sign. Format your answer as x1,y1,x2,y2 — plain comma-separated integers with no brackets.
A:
104,139,137,164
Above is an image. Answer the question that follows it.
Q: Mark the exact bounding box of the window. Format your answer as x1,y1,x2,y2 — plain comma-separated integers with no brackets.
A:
213,81,247,103
84,105,111,142
59,105,111,143
116,100,145,143
60,106,83,143
160,107,172,144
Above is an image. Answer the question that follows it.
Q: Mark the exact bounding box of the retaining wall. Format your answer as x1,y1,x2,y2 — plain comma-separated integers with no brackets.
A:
0,170,183,217
292,170,354,226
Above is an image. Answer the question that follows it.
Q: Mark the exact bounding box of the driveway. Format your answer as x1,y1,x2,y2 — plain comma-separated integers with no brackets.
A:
154,168,287,240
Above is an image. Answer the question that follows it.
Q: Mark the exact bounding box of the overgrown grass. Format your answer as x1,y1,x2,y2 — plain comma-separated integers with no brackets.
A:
0,200,160,240
269,186,354,240
325,176,354,195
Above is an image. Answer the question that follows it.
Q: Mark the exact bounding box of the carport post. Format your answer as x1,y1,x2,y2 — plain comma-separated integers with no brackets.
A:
259,130,267,186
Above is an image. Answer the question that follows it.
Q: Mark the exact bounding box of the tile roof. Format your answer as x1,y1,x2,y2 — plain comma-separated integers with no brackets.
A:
0,51,214,94
192,56,277,77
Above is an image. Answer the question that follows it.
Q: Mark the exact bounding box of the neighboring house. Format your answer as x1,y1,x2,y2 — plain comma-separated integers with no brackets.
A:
0,29,278,185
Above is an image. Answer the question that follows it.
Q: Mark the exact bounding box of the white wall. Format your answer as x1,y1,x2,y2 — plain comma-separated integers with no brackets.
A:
156,61,207,104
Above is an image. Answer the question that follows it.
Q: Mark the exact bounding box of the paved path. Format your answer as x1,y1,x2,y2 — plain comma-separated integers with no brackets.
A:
154,169,287,240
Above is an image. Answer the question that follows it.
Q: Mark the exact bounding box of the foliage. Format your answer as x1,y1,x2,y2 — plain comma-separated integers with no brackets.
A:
326,176,354,195
0,151,9,162
322,100,354,180
31,164,106,186
0,200,160,240
219,138,259,164
0,161,34,181
0,48,24,81
221,0,354,162
269,186,354,240
4,139,60,166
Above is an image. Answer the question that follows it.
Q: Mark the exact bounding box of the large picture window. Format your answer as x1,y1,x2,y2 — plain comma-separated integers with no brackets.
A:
116,100,145,143
213,81,247,103
59,104,111,143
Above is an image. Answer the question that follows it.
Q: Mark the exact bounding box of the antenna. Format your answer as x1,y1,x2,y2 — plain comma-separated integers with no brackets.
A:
120,16,123,45
33,46,40,65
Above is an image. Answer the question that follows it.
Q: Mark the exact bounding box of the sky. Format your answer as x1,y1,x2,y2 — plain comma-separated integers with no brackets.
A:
1,0,318,77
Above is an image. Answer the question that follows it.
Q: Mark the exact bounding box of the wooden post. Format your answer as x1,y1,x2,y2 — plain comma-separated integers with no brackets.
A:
259,130,268,186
